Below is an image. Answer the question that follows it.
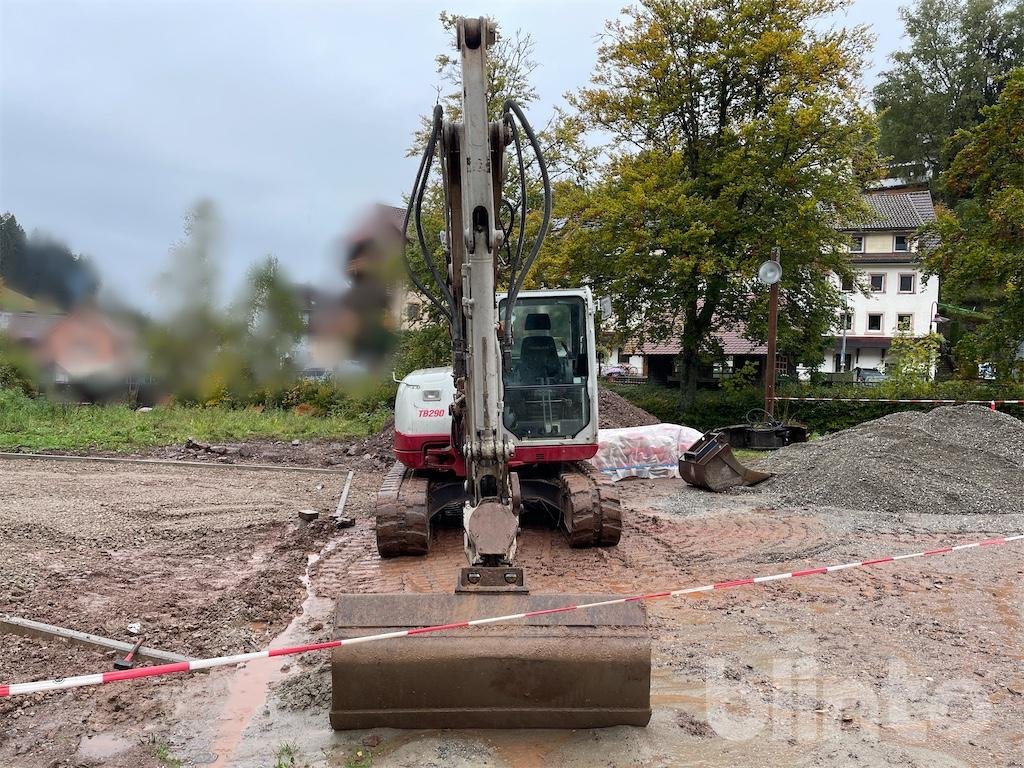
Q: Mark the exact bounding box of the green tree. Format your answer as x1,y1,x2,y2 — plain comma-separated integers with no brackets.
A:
873,0,1023,192
232,255,304,390
549,0,878,406
147,200,232,400
923,68,1024,380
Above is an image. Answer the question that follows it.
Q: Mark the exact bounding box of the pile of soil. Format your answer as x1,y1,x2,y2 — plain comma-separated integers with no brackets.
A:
135,422,396,470
762,405,1024,516
598,386,660,429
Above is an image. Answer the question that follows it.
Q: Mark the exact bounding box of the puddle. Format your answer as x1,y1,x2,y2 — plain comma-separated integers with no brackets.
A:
209,531,344,767
77,732,133,760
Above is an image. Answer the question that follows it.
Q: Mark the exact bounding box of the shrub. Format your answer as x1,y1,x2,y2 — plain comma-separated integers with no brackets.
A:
0,334,39,396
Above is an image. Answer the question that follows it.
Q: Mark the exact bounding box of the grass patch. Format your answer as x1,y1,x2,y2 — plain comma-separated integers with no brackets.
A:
0,389,389,452
732,448,771,463
147,737,183,768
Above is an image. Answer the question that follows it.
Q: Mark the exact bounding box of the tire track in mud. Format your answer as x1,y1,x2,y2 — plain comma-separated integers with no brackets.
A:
311,485,835,600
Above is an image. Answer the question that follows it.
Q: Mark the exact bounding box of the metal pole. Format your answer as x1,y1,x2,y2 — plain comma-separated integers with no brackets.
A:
765,249,780,418
839,297,848,373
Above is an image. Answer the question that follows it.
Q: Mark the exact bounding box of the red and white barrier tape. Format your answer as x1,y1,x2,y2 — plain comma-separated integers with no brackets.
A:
775,397,1024,410
2,533,1020,698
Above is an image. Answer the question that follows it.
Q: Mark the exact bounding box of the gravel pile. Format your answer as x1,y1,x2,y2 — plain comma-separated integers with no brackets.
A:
599,386,661,429
762,405,1024,516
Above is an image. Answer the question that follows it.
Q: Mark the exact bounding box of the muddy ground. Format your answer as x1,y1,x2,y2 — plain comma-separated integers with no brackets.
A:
1,444,1022,767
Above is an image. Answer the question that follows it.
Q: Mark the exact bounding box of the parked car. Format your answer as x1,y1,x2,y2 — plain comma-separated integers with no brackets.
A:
855,367,886,385
603,364,638,380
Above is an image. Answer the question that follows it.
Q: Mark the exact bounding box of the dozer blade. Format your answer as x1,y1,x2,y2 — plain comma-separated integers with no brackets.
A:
679,430,772,492
330,593,651,729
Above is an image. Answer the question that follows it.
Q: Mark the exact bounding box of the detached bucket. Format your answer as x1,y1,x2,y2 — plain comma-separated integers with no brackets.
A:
330,593,651,729
679,431,772,492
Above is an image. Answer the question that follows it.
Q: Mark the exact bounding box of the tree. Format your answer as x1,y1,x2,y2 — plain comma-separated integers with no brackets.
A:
147,200,232,400
232,255,304,389
548,0,878,406
0,212,99,308
873,0,1024,192
923,68,1024,380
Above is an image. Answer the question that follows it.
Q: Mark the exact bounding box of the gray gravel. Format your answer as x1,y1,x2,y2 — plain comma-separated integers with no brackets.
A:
760,405,1024,518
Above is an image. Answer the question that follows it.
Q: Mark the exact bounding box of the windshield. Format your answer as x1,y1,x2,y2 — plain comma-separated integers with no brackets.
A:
499,295,590,439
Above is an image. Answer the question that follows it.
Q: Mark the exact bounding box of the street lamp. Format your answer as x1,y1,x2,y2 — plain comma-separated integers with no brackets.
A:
839,295,849,373
757,248,782,418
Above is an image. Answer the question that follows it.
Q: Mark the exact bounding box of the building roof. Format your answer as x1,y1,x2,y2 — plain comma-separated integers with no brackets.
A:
844,190,937,232
624,328,766,356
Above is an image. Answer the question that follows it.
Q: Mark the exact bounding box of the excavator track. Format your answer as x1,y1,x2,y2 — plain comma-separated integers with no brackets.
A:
559,462,622,548
376,461,431,557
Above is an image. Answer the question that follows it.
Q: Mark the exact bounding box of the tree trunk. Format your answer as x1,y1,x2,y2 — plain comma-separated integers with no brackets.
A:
677,299,707,411
678,342,699,410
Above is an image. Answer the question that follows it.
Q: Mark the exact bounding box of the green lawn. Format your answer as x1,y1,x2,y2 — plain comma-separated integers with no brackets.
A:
0,389,388,452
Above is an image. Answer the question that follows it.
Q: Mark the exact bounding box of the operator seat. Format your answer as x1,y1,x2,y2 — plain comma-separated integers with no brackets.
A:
519,313,561,383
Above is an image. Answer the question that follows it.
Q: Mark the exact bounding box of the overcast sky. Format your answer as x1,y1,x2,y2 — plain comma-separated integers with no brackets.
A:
1,0,906,310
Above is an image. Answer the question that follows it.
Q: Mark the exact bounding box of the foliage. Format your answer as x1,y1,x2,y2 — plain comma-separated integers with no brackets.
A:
885,333,943,384
0,212,99,308
547,0,879,407
0,333,39,396
873,0,1024,190
0,387,389,452
608,379,1024,433
923,68,1024,380
393,322,452,377
146,201,309,402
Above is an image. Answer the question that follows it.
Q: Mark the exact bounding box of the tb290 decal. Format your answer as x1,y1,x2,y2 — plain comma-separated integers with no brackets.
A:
417,409,447,418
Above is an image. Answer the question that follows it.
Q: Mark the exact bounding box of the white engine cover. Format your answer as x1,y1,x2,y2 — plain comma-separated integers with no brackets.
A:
395,367,456,439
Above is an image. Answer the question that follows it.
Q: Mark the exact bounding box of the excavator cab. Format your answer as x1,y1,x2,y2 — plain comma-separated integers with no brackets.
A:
502,293,593,439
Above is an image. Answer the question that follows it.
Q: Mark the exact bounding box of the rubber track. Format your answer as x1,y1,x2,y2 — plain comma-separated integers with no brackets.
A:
560,462,622,548
375,462,431,557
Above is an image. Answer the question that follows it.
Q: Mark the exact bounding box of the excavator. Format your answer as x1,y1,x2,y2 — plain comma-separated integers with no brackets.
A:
330,16,652,729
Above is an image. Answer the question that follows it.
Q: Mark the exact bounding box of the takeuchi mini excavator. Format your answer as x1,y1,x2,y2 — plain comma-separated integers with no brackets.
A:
330,16,652,729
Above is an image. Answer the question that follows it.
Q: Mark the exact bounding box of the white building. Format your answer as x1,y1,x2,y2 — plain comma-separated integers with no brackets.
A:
601,187,941,383
825,187,940,374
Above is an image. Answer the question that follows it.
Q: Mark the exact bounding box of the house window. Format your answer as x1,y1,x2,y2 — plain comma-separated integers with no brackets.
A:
839,312,853,331
840,274,855,292
848,235,864,253
869,274,885,292
833,353,852,372
898,273,915,293
894,234,910,252
897,314,913,332
867,313,883,332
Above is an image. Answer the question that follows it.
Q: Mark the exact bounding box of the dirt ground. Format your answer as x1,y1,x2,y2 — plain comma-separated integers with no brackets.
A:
1,445,1022,767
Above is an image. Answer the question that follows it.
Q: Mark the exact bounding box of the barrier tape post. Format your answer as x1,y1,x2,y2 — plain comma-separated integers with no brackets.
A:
1,533,1020,699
